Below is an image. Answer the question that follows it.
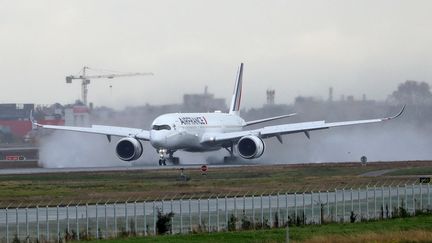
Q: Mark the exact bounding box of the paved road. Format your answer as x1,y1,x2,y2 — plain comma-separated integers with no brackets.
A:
360,169,397,177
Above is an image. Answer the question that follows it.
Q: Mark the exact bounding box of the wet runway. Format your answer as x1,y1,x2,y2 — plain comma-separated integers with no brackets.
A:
0,163,258,175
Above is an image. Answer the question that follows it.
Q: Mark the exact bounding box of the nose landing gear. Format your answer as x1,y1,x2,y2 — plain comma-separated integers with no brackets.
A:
159,158,166,166
157,149,180,166
158,148,167,166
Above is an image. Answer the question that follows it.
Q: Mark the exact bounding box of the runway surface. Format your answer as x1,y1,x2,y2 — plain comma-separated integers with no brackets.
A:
0,163,258,175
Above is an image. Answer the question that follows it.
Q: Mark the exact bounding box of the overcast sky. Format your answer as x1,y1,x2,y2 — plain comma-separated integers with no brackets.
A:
1,0,432,109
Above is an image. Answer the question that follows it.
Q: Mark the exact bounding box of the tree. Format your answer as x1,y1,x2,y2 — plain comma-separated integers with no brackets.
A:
388,80,432,105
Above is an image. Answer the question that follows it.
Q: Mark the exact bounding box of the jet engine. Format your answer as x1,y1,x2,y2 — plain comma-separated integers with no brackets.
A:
115,137,143,161
237,135,265,159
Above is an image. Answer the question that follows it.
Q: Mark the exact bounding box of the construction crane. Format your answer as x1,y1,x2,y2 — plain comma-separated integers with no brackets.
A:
66,66,153,106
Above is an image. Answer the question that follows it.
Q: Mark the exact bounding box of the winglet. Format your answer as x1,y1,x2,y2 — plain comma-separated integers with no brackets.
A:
381,105,406,121
30,110,41,129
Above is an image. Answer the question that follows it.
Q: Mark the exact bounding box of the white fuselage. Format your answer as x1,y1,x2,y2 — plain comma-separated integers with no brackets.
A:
149,112,246,152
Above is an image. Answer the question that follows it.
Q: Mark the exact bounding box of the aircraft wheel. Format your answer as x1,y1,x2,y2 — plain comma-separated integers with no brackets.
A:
162,159,167,166
159,159,163,166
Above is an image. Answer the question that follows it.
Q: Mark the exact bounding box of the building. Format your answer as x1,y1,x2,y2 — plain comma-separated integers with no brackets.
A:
182,86,227,112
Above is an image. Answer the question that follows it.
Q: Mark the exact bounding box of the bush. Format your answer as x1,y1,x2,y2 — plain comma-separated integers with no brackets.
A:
350,211,357,223
156,209,174,235
227,214,237,231
241,215,253,230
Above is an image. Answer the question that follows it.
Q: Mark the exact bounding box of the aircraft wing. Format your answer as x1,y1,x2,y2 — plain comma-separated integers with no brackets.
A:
201,106,405,145
33,123,150,141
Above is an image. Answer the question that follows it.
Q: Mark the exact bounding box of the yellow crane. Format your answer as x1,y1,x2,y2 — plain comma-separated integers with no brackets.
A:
66,66,153,105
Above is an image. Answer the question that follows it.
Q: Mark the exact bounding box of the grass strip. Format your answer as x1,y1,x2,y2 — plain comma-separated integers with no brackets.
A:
79,214,432,243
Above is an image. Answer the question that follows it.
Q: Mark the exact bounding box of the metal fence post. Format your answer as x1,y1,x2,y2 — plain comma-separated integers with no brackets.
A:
260,194,264,227
66,204,70,235
189,198,192,233
358,187,361,221
134,201,137,234
16,207,19,240
105,202,108,238
294,192,297,221
198,198,201,228
285,192,288,225
179,197,183,234
152,201,156,235
326,190,329,219
412,184,415,215
350,188,354,214
269,193,272,227
366,186,369,220
86,203,89,237
342,189,345,222
243,194,246,216
57,204,60,243
25,207,29,242
207,197,210,233
302,192,305,223
125,201,129,233
179,197,184,233
252,194,256,227
374,186,377,219
6,207,9,243
277,192,280,226
216,196,219,232
311,191,314,224
389,186,392,217
420,183,423,211
405,184,408,213
114,202,117,237
234,195,237,218
224,196,228,231
96,202,99,239
75,203,79,240
46,205,49,242
318,191,321,224
381,186,385,218
36,206,39,242
143,201,147,236
334,189,337,222
397,185,400,211
170,198,173,234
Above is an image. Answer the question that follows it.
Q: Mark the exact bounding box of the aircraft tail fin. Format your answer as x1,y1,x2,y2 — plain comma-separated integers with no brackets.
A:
229,63,244,115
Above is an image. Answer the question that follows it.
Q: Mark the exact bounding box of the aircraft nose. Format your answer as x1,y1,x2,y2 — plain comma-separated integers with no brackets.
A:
150,131,166,147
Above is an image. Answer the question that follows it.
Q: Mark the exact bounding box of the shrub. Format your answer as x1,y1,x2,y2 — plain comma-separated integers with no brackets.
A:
156,209,174,235
227,214,237,231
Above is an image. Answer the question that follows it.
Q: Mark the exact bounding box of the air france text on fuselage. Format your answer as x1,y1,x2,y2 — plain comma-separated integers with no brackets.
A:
179,116,208,125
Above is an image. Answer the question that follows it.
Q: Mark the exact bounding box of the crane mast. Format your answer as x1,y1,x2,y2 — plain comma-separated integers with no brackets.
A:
66,66,153,105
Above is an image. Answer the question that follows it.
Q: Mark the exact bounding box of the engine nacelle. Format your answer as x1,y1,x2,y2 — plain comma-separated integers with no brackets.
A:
115,137,143,161
237,135,265,159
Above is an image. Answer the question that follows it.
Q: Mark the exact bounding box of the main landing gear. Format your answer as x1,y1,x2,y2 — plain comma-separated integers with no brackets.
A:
158,149,180,166
223,143,237,163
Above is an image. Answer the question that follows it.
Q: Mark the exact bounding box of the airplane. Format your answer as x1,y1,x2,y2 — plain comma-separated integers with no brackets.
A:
32,63,405,166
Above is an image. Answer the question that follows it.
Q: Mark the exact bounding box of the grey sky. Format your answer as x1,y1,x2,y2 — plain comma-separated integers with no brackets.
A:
1,0,432,109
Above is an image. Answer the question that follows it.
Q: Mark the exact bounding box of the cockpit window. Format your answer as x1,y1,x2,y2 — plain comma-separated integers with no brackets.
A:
152,124,171,130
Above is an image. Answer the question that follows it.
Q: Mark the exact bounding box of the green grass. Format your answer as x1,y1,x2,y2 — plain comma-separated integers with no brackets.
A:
78,214,432,243
0,162,427,206
387,166,432,176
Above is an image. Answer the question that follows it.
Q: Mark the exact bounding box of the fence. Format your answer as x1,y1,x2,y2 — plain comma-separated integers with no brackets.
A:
0,183,430,242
